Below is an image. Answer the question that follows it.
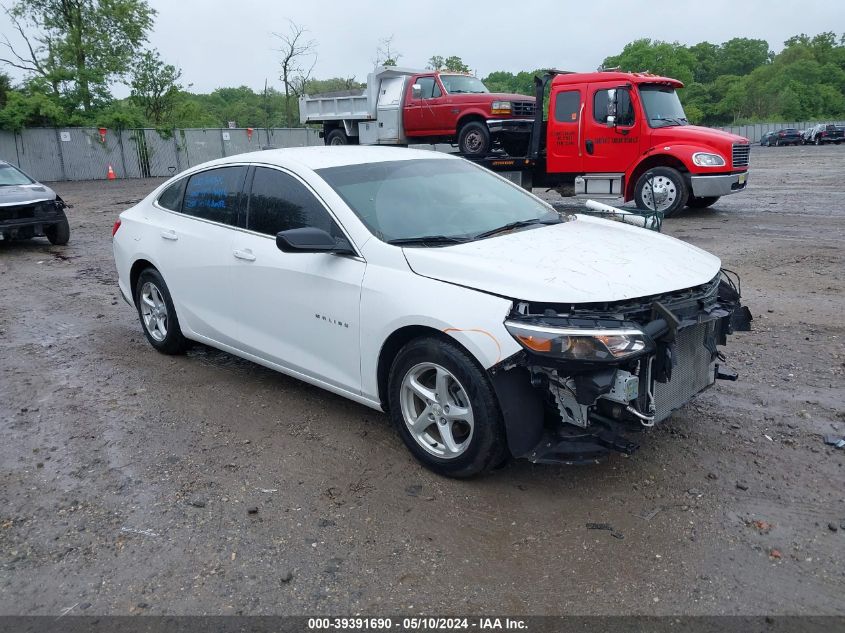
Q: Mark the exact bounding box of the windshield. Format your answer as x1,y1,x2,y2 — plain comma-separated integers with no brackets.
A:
639,85,689,128
0,164,34,186
439,75,489,94
316,159,566,245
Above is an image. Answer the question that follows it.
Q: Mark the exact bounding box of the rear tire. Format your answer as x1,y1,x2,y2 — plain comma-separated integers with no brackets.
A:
45,213,70,245
134,268,189,355
634,166,688,217
326,129,349,146
457,121,491,156
687,196,719,209
388,336,507,478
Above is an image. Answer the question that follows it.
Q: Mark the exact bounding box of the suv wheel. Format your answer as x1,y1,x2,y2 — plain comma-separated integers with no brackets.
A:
388,337,507,478
45,212,70,245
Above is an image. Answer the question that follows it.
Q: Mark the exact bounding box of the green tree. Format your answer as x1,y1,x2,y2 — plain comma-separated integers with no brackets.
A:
0,71,11,108
1,0,155,112
443,56,470,73
602,39,697,85
130,50,182,125
0,89,65,128
427,55,444,71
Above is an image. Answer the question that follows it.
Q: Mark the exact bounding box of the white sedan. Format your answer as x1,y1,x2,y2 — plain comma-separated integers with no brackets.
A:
113,147,750,477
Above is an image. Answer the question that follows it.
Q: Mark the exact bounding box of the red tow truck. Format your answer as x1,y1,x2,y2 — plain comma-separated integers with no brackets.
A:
304,68,752,216
484,70,752,216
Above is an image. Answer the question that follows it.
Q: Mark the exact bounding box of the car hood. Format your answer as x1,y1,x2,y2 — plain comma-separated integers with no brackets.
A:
0,183,56,207
402,215,721,304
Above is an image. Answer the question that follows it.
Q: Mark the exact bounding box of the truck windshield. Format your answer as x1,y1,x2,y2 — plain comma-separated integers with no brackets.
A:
440,75,489,94
0,164,34,186
316,159,565,245
639,85,689,128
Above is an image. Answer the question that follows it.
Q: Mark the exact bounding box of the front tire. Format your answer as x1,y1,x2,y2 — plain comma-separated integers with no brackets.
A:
388,337,507,478
457,121,491,156
45,212,70,245
687,196,719,209
634,167,688,217
134,268,189,355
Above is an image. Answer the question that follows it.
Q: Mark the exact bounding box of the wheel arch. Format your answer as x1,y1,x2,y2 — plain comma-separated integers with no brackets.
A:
376,325,480,411
129,258,158,306
456,112,488,133
625,153,689,201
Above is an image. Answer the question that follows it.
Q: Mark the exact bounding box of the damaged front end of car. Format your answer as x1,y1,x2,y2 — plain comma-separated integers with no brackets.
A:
490,270,752,464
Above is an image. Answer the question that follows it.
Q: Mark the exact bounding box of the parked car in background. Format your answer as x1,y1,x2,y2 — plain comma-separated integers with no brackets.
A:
112,146,751,477
806,123,844,145
0,160,70,244
760,132,777,146
771,128,802,146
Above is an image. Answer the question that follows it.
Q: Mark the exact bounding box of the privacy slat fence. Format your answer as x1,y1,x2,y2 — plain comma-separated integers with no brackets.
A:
2,121,844,183
0,127,321,182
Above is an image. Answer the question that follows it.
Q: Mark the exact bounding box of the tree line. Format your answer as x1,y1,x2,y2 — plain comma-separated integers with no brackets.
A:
0,1,843,131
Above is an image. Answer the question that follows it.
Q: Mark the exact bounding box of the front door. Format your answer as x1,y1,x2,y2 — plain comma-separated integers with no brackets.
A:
581,84,642,174
230,166,365,393
546,87,584,174
403,75,446,136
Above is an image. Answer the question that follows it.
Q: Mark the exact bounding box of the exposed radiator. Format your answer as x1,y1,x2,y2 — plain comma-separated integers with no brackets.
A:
653,321,717,422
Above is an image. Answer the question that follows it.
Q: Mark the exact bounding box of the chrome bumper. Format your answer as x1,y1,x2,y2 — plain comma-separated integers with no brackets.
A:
485,119,533,134
689,172,748,198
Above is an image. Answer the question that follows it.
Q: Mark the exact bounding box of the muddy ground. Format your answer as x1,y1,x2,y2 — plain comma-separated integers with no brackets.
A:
1,144,843,616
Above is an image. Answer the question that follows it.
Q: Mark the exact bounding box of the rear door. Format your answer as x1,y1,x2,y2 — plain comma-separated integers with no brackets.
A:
581,84,641,174
151,165,246,347
229,166,366,392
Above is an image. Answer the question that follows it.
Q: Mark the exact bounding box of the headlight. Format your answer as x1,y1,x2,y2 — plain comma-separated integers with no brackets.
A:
491,101,512,114
504,321,650,361
692,152,726,167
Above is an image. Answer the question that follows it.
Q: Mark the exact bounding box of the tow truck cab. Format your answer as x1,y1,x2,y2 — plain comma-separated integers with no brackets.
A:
536,71,751,216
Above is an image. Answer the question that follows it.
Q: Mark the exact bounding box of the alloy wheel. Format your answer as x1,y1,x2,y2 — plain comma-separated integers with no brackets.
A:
140,281,168,342
399,362,475,459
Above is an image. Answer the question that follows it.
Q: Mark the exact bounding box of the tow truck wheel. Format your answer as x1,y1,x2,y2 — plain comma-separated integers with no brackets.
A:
326,129,349,146
388,336,507,478
634,167,688,217
687,195,719,209
458,121,491,156
45,212,70,245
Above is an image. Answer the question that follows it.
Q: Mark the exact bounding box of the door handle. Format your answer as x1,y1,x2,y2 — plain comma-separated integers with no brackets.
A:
585,139,594,155
233,248,256,262
160,230,178,241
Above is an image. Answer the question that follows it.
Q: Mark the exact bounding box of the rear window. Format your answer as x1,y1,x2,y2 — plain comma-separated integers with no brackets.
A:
182,166,247,226
157,178,186,211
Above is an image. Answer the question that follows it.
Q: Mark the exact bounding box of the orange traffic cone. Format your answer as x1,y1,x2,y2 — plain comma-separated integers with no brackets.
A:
107,164,116,180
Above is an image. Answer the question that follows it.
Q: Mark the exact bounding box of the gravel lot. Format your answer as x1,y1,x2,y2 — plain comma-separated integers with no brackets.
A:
1,144,843,616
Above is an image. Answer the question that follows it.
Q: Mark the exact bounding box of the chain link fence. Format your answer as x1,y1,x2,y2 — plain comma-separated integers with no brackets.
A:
0,127,321,182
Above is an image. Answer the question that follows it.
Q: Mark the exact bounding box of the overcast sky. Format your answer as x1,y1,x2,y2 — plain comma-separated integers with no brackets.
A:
3,0,845,94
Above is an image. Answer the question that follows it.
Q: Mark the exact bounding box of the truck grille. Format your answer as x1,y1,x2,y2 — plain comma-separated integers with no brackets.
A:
512,101,535,117
652,321,717,422
732,143,750,167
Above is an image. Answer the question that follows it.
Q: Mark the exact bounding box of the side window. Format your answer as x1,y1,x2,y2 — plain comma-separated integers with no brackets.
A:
157,178,186,211
432,81,442,98
247,167,343,238
553,91,580,122
594,88,635,126
416,76,436,99
183,166,246,226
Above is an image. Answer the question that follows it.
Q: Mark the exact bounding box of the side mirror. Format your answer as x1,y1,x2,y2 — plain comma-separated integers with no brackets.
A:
606,88,618,127
276,227,355,255
411,84,422,99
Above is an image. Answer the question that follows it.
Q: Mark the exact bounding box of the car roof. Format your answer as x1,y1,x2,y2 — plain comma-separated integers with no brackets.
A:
202,146,455,172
